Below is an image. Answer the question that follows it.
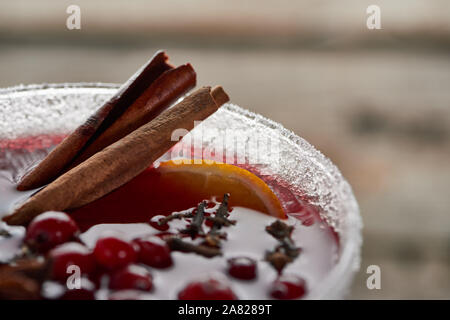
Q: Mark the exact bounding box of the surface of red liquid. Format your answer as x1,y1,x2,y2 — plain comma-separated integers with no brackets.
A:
67,165,327,234
69,166,199,231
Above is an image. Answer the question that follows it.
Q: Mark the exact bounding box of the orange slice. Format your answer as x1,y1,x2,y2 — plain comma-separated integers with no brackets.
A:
70,159,286,231
156,159,286,219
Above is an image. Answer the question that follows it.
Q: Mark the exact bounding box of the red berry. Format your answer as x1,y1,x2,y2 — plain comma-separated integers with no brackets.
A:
227,257,257,280
25,211,79,252
87,270,106,289
61,278,96,300
205,217,214,227
206,201,216,209
269,274,307,300
178,278,237,300
149,215,169,231
133,236,172,269
93,236,137,270
109,265,153,292
49,242,96,282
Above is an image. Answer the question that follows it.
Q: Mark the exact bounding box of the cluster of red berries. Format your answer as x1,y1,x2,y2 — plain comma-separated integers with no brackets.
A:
24,211,306,300
177,257,305,300
24,211,172,299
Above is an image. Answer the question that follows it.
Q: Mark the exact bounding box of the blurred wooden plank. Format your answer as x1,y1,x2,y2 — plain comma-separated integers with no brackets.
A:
0,0,449,42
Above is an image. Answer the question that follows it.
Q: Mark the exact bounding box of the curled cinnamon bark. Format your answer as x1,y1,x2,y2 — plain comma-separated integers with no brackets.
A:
71,63,196,165
18,51,174,191
0,258,48,300
4,86,229,226
0,258,48,281
0,271,40,300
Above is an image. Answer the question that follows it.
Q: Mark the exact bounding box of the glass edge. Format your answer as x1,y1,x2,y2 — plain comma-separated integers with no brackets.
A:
0,82,363,299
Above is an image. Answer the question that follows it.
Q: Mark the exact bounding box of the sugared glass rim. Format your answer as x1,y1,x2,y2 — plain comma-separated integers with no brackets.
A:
0,82,362,299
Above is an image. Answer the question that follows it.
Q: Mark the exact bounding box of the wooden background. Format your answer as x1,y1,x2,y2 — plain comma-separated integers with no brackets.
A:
0,0,449,299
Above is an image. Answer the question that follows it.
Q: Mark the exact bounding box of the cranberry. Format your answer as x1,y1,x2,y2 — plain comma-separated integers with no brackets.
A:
178,278,237,300
149,215,169,231
61,278,96,300
109,265,153,292
25,211,79,252
49,242,96,282
269,274,307,300
133,236,172,269
206,201,216,209
93,236,137,270
227,257,257,280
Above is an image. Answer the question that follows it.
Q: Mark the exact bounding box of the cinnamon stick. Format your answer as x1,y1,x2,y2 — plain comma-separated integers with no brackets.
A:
0,258,48,281
4,86,229,226
0,271,40,300
71,63,196,166
17,51,173,191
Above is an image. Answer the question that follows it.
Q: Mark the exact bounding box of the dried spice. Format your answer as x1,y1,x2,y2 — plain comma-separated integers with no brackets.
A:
265,220,301,259
166,194,236,254
202,194,235,248
265,220,301,273
209,193,231,236
205,215,236,228
202,234,223,248
165,236,221,258
180,201,207,239
0,229,12,238
265,220,293,239
265,250,292,274
157,212,193,226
